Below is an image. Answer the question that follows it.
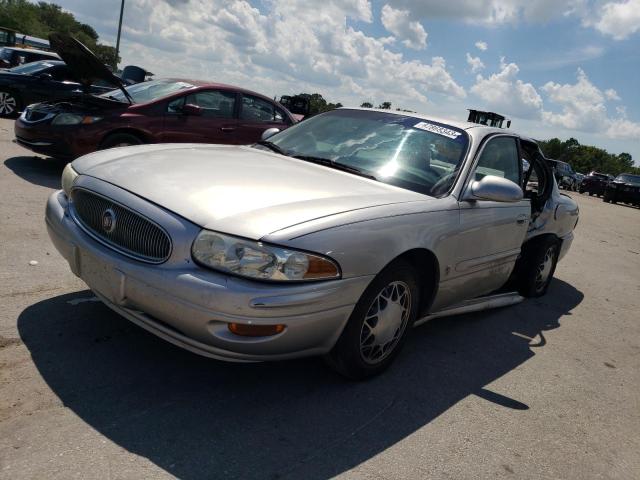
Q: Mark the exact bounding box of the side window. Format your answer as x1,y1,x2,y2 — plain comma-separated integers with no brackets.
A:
185,90,236,118
241,95,279,123
474,137,520,185
49,66,78,82
167,96,185,113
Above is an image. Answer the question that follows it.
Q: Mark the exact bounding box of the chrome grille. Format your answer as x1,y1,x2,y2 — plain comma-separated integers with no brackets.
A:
70,188,171,263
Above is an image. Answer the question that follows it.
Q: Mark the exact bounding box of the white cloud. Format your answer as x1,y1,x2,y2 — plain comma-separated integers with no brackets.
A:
541,68,640,138
385,0,580,25
475,41,488,51
605,88,620,101
592,0,640,40
470,57,543,119
465,52,485,73
380,4,428,50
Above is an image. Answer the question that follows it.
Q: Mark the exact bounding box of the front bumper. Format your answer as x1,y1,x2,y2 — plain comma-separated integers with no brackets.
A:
14,118,100,159
46,189,372,362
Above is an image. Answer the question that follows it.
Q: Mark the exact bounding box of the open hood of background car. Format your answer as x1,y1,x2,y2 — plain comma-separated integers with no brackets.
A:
48,33,132,102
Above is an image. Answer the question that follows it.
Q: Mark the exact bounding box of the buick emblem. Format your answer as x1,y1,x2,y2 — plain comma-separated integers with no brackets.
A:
102,208,116,233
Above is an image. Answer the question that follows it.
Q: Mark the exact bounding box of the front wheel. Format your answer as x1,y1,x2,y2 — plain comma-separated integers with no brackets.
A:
325,261,420,380
0,90,20,118
99,132,143,150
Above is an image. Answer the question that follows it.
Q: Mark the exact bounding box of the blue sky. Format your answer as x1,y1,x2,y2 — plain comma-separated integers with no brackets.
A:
53,0,640,163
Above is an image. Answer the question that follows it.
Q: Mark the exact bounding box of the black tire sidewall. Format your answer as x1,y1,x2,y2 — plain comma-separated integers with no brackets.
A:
100,133,143,150
326,261,420,380
516,237,560,298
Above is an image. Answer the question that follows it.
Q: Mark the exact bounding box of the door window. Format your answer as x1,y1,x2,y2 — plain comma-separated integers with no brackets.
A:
474,137,520,185
184,90,236,118
241,95,282,123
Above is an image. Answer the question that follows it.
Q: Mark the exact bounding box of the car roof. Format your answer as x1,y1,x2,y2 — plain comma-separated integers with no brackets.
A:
2,46,60,57
336,107,535,141
167,78,278,102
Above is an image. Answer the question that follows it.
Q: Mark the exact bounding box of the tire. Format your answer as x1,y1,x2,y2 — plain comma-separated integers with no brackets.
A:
99,132,143,150
0,89,21,118
515,237,560,298
578,187,585,194
588,191,593,196
325,261,420,380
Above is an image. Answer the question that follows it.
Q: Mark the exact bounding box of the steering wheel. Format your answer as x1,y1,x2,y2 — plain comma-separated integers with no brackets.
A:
430,171,458,196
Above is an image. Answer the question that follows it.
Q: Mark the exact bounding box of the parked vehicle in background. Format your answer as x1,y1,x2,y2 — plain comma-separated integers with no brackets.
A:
603,173,640,206
579,171,612,196
14,33,296,158
0,46,60,69
547,158,578,190
46,108,578,379
0,60,114,117
574,172,585,189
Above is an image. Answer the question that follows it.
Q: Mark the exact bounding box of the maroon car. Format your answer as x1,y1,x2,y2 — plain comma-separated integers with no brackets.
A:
14,34,295,160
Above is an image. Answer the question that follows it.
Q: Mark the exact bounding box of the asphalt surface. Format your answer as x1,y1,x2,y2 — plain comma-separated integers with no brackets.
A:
0,117,639,480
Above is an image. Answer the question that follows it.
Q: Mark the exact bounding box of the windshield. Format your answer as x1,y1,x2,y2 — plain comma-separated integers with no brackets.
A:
260,109,469,196
615,174,640,186
101,79,194,103
8,61,54,75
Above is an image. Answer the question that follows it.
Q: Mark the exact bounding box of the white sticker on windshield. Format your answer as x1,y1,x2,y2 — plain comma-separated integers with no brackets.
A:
413,122,462,139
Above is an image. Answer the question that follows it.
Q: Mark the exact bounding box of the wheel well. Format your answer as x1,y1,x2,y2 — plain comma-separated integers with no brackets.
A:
100,128,151,147
387,248,439,317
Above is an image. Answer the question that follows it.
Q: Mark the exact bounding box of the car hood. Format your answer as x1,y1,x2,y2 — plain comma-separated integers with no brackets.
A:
49,33,126,94
73,144,427,239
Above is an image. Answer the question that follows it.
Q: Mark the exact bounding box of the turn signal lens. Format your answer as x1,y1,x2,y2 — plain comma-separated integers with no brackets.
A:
228,323,286,337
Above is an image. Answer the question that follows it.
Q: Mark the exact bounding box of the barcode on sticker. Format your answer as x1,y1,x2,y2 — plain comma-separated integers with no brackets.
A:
413,122,462,139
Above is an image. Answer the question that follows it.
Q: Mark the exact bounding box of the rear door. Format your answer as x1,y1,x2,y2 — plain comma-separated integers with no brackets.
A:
160,89,239,144
454,135,531,299
236,94,292,144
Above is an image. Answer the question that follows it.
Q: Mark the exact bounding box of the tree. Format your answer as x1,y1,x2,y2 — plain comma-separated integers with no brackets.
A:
360,102,373,108
0,0,120,68
378,101,392,109
538,137,638,176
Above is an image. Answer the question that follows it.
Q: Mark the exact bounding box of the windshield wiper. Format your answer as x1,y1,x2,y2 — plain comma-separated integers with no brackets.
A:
256,140,288,156
292,155,377,181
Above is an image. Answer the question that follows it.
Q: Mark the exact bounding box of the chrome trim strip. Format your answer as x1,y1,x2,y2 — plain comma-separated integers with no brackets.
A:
69,187,173,264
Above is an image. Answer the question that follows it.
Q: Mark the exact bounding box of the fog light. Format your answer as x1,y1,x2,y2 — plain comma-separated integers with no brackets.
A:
228,323,285,337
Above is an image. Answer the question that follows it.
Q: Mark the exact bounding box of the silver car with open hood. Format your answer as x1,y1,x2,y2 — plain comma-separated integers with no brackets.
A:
46,108,578,379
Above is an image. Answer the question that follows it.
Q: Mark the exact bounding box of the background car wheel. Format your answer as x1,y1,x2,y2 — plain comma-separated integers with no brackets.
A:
99,133,144,150
515,236,560,298
578,187,585,193
0,90,20,118
325,260,420,380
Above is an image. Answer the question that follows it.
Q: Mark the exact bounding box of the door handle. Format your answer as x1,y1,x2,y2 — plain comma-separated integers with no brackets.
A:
220,126,235,132
516,214,528,225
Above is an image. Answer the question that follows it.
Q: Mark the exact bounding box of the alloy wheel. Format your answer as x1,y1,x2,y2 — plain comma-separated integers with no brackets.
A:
0,92,17,116
535,245,557,292
360,281,411,365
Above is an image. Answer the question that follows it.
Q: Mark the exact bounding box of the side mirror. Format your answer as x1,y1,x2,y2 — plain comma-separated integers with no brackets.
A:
182,103,203,116
466,175,523,202
261,127,280,141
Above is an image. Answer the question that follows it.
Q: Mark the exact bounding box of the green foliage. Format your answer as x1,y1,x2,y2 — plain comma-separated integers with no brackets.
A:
378,101,392,109
0,0,119,67
538,137,638,175
297,93,342,115
360,101,373,108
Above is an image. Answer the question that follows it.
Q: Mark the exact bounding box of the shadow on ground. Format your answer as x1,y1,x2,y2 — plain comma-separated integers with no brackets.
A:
18,280,582,480
4,156,65,189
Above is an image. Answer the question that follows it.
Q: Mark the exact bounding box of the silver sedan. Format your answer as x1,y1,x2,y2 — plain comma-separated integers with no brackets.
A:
46,108,578,379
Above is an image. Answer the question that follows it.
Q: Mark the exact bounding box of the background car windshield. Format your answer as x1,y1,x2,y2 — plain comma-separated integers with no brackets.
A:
102,79,194,103
8,61,54,74
615,174,640,186
266,109,468,196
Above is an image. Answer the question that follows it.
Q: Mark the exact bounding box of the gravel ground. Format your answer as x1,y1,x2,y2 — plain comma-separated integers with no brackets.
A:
1,117,639,480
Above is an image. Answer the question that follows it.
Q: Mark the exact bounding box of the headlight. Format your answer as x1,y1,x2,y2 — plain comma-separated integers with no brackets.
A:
61,163,78,196
52,113,102,125
192,230,340,282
